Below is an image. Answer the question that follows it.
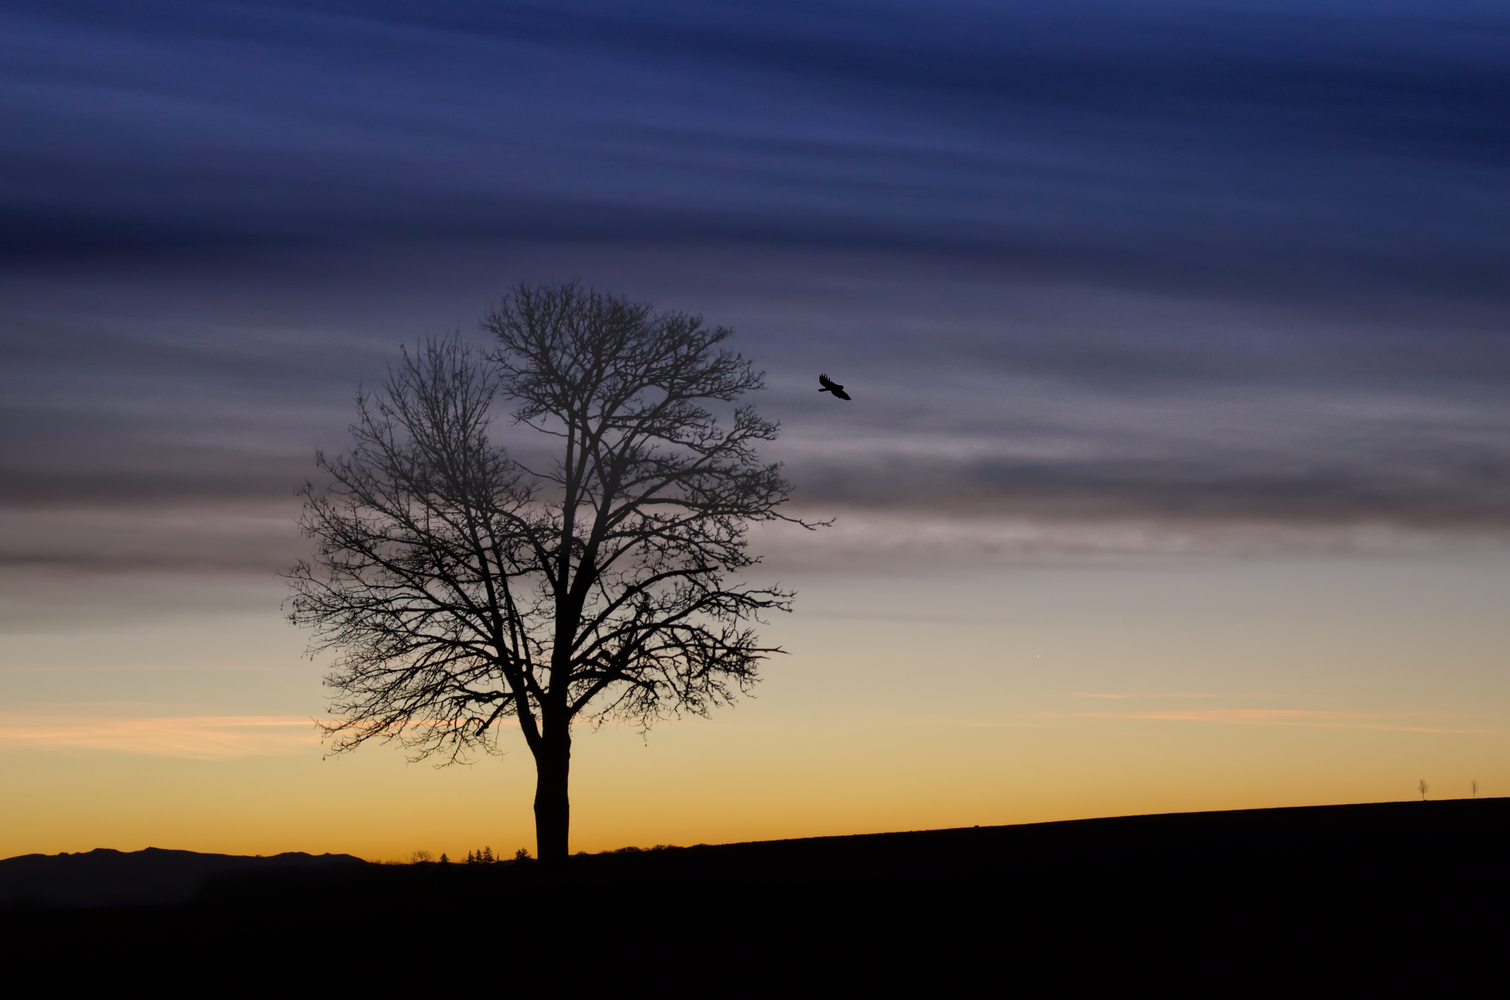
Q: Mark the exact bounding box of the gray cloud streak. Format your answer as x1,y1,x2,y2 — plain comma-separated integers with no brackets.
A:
5,242,1509,545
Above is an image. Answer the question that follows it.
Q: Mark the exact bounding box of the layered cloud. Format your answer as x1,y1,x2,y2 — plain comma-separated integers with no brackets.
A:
3,1,1507,301
3,2,1508,587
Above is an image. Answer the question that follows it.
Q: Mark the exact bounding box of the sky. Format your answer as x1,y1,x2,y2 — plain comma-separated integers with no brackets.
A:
3,0,1508,860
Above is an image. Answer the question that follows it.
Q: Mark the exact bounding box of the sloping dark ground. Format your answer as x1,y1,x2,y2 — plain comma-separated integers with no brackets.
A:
4,799,1503,977
0,847,366,908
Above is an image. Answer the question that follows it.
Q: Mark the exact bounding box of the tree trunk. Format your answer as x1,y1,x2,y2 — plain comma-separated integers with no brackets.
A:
533,729,572,863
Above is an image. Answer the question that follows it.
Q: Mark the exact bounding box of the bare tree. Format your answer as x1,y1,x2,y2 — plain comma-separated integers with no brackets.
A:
1418,779,1429,801
288,283,814,861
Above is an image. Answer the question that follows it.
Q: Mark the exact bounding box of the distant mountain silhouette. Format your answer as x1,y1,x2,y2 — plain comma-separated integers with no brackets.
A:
0,847,366,908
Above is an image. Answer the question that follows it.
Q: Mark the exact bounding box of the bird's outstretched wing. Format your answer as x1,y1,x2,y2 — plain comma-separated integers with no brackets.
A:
818,373,852,400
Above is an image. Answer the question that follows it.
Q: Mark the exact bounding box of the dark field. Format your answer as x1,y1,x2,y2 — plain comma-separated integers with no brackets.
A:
6,798,1503,976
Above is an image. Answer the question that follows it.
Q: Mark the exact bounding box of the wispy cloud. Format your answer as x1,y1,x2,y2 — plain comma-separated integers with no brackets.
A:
0,714,322,757
866,703,1491,735
1053,691,1491,733
1064,707,1489,734
1069,692,1259,700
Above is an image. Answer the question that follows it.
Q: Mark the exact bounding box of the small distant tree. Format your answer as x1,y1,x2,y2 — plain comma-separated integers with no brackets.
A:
290,283,815,862
409,849,434,864
439,852,450,864
1418,779,1429,801
514,848,533,862
1472,779,1478,798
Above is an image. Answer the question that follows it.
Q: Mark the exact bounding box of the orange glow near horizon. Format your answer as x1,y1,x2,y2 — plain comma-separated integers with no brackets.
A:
3,555,1506,862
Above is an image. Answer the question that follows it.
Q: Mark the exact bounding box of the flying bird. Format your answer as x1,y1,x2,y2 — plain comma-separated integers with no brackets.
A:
818,373,852,400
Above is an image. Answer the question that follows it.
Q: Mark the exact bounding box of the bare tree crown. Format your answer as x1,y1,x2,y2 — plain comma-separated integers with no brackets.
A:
288,283,809,772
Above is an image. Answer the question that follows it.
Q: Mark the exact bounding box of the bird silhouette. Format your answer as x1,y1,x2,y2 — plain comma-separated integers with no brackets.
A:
818,373,852,400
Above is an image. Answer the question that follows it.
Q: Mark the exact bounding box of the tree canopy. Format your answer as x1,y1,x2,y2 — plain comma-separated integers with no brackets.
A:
288,282,815,860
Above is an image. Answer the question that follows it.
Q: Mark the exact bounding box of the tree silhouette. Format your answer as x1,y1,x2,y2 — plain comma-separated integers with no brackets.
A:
1418,779,1429,801
288,283,815,861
